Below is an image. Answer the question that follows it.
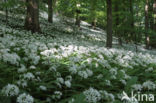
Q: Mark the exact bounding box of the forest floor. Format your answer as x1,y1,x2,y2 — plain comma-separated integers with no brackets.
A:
40,11,156,55
0,11,156,103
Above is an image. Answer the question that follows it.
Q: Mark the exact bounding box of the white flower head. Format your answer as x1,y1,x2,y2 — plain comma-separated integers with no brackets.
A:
39,85,47,91
143,81,156,90
83,87,101,103
132,84,142,91
57,77,64,84
17,93,34,103
23,72,35,80
65,81,71,88
52,91,62,99
78,71,88,79
1,84,19,96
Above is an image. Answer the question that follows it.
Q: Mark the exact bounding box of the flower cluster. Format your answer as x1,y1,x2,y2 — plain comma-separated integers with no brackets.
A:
17,93,34,103
83,88,101,103
1,84,19,96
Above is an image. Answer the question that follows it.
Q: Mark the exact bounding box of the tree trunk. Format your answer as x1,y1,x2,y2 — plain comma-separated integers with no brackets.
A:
5,6,8,23
149,1,154,30
48,0,53,23
130,0,134,41
25,0,40,33
145,0,150,49
4,0,8,23
114,1,122,46
153,0,156,31
91,19,96,29
90,0,97,29
75,9,81,28
106,0,112,48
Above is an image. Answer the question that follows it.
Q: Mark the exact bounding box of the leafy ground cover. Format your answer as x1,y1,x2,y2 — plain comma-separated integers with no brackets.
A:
0,13,156,103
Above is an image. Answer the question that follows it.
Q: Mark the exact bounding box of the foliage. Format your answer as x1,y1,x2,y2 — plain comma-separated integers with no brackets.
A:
0,13,156,103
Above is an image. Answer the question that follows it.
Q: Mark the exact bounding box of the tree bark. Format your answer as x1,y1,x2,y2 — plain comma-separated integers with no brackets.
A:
48,0,53,23
25,0,40,33
4,0,8,23
149,1,154,30
106,0,112,48
75,9,81,28
153,0,156,31
91,19,96,29
145,0,150,49
130,0,134,41
114,1,122,46
90,0,97,29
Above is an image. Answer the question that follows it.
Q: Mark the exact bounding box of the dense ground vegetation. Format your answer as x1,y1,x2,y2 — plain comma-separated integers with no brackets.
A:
0,0,156,103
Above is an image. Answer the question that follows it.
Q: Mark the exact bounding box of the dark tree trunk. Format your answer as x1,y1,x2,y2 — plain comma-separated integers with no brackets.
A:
48,0,53,23
75,10,81,28
91,19,96,29
149,1,154,30
114,1,122,46
130,0,134,28
106,0,112,48
130,0,134,41
25,0,40,33
145,0,150,49
153,0,156,31
5,6,8,23
4,0,8,23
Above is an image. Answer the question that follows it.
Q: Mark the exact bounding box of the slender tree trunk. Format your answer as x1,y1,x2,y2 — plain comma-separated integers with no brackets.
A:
149,1,154,30
48,0,53,23
130,0,134,28
153,0,156,31
106,0,112,48
114,2,122,46
90,0,97,29
92,19,97,29
25,0,40,33
5,6,8,23
4,0,8,23
130,0,134,41
75,10,81,28
145,0,150,49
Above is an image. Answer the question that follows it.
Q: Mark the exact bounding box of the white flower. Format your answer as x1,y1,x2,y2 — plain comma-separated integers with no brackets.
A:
2,52,20,66
132,84,142,91
57,77,64,84
23,72,35,80
109,68,117,75
86,69,93,76
65,81,71,88
66,75,72,81
97,74,103,79
29,65,36,70
78,71,88,79
17,93,34,103
83,87,101,103
18,64,27,73
17,80,28,88
69,65,77,74
145,67,153,72
39,86,47,91
1,84,19,96
52,91,62,99
143,81,156,90
105,80,111,86
120,79,127,85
